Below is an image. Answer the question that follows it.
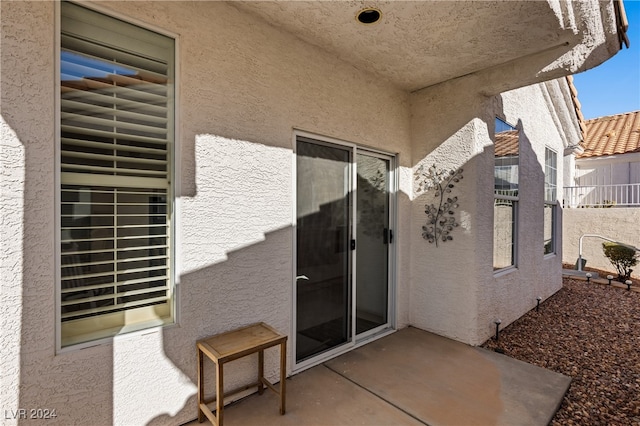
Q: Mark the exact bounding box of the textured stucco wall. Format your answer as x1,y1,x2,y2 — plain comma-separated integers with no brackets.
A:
0,114,24,422
475,82,571,345
563,208,640,278
409,78,490,344
1,1,411,425
409,77,577,345
1,1,59,424
1,0,610,424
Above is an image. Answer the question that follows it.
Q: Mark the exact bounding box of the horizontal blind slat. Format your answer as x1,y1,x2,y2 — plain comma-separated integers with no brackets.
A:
61,150,168,167
61,99,168,126
61,79,168,103
62,274,169,293
61,137,167,156
115,264,168,275
61,90,167,115
61,35,168,78
61,236,114,245
62,258,115,269
61,164,167,178
61,173,168,189
61,124,168,145
61,112,168,137
61,56,168,92
62,282,116,294
62,270,115,282
62,293,117,307
63,261,168,278
62,285,169,307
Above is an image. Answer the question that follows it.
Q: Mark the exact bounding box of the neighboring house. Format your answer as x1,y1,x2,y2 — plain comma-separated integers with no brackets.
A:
565,110,640,207
563,110,640,275
1,1,627,424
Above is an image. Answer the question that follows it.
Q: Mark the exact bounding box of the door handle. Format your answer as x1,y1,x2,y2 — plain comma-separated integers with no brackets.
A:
383,228,393,244
296,275,309,281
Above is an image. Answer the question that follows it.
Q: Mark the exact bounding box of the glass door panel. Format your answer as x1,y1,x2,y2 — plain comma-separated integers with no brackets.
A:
296,138,352,362
355,153,390,335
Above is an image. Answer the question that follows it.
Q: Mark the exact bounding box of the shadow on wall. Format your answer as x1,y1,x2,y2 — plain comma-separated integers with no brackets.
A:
483,112,557,340
14,101,553,425
13,82,548,425
10,5,566,417
151,154,403,424
153,91,558,422
409,88,560,345
152,225,293,425
407,86,500,344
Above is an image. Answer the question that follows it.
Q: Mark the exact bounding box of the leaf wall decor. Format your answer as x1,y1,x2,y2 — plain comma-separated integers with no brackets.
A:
415,164,463,246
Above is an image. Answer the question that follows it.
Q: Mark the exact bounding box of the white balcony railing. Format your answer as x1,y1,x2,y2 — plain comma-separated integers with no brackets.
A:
563,183,640,208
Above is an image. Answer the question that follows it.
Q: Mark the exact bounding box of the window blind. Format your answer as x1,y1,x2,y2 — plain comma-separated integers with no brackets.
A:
60,2,174,347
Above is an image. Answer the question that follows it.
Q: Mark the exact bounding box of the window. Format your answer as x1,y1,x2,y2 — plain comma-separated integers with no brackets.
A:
493,118,519,270
59,2,175,348
544,148,558,255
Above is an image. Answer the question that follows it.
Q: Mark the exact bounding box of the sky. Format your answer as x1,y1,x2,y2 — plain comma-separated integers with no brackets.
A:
572,0,640,119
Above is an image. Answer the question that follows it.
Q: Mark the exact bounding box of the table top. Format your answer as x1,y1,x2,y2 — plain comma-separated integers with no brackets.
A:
197,322,287,362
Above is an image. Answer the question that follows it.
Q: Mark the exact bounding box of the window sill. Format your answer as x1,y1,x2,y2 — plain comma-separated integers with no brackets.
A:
493,265,518,278
56,320,178,355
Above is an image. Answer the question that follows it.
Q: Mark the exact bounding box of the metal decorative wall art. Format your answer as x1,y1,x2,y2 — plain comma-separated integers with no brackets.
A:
415,164,463,246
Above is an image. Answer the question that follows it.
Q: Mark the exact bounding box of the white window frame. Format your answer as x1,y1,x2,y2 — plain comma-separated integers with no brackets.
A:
55,1,180,352
493,195,518,273
544,147,558,257
493,118,519,273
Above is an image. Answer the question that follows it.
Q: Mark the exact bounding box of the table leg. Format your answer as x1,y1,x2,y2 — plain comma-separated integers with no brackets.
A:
197,348,204,423
258,350,264,395
216,362,224,426
280,340,286,415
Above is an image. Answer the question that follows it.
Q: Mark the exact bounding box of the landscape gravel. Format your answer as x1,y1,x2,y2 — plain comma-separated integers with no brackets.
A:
482,276,640,425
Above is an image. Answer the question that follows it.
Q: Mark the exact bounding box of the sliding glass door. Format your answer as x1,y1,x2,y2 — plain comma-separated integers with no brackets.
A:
355,153,390,336
295,134,394,366
296,138,352,362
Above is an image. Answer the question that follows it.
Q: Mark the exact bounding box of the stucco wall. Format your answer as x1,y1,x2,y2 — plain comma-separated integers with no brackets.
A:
563,208,640,278
409,78,490,344
1,1,58,424
1,0,605,424
476,82,570,344
1,2,412,425
409,78,574,346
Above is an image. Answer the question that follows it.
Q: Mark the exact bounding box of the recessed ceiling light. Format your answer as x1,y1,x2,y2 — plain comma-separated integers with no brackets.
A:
356,8,381,25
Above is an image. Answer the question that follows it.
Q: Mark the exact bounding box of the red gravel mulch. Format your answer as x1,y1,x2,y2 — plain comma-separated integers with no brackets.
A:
482,277,640,425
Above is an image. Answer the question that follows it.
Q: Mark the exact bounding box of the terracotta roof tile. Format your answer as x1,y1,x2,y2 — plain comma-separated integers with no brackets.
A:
578,110,640,158
495,130,519,157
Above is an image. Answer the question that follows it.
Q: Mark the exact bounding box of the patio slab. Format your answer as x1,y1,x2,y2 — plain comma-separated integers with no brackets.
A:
202,363,423,425
326,327,571,426
190,327,570,426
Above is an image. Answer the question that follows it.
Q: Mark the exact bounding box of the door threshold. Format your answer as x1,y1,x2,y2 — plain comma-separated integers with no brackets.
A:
355,327,396,348
292,327,396,375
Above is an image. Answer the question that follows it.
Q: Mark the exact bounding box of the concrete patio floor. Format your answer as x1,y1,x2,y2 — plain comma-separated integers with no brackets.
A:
192,327,570,426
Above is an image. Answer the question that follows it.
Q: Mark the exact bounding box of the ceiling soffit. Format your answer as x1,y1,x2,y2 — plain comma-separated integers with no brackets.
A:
232,1,576,91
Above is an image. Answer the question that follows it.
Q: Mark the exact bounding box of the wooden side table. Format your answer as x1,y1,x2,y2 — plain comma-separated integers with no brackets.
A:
196,322,287,425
